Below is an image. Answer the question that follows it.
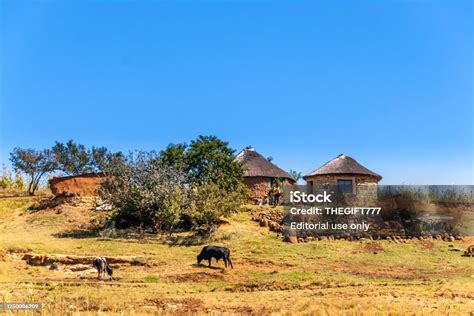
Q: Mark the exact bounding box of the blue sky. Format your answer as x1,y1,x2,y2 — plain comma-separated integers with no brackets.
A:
0,0,472,184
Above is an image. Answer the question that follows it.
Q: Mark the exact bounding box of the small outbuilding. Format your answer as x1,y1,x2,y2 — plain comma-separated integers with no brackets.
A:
236,147,295,204
303,154,382,203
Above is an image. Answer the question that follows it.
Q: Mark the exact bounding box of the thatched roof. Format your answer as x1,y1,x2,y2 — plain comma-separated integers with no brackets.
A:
303,154,382,181
236,148,295,181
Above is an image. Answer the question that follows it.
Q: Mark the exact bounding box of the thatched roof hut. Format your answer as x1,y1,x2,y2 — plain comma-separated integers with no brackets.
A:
236,148,295,180
236,147,294,204
304,154,381,202
303,154,382,181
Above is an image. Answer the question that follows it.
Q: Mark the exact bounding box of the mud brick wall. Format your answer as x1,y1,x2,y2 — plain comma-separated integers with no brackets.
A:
49,174,105,197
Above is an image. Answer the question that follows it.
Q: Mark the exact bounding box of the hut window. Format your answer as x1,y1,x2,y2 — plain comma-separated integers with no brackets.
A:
337,179,353,194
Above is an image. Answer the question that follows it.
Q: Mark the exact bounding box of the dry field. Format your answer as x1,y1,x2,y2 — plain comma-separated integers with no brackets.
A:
0,197,473,315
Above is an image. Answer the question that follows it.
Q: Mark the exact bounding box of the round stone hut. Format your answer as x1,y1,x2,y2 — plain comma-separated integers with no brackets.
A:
303,154,382,204
236,147,295,204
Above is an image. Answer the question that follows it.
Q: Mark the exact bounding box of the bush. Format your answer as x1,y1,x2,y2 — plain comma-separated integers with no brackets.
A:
100,136,248,235
187,183,246,231
0,176,12,189
99,151,189,233
13,172,25,190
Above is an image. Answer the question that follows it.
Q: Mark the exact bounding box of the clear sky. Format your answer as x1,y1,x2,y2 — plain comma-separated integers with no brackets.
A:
0,0,472,184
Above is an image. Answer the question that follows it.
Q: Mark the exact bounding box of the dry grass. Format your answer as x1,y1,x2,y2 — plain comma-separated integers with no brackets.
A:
0,197,473,315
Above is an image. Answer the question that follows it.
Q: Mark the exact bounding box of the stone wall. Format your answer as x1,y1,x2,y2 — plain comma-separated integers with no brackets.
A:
49,173,105,197
243,177,271,204
243,177,294,204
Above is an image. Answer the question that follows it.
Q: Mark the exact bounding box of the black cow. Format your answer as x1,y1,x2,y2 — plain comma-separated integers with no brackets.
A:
197,246,233,269
92,257,113,280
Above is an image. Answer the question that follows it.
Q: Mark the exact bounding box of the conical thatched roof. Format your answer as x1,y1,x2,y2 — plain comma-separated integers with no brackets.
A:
303,154,382,181
236,148,294,181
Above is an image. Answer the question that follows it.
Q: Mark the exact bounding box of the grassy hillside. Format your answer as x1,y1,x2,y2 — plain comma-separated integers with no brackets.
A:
0,197,473,315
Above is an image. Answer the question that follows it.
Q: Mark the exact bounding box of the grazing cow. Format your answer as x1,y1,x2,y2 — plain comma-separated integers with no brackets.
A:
465,245,474,257
92,257,113,280
197,246,233,269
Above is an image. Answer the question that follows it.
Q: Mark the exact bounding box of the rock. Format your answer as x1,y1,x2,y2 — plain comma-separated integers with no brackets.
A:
49,262,59,270
259,219,268,227
68,264,91,272
449,236,455,242
297,238,304,243
285,235,298,244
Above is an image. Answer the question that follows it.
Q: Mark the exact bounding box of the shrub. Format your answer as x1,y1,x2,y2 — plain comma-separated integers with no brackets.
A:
99,151,189,233
187,183,246,231
0,176,12,189
13,172,25,190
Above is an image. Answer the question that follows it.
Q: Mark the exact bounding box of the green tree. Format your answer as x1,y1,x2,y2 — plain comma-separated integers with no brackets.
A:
100,136,247,235
188,183,245,232
52,140,119,175
159,143,187,171
52,140,92,175
185,135,245,192
10,148,57,195
99,151,188,233
91,146,123,174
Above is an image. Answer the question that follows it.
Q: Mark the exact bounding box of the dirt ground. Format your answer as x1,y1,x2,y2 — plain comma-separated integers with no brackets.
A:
0,197,473,315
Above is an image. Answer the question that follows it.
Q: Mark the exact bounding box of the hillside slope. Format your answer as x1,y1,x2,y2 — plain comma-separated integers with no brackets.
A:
0,197,473,315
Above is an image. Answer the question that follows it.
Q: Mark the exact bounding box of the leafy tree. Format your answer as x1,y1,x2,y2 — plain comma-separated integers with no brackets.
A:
99,151,188,233
91,146,123,174
289,170,302,182
188,183,245,232
10,148,57,195
159,143,187,171
185,135,245,192
160,135,247,192
52,140,92,175
52,140,119,175
102,136,248,234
